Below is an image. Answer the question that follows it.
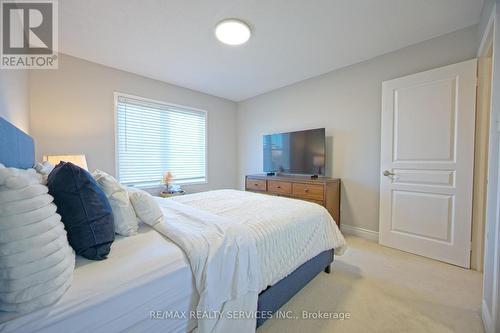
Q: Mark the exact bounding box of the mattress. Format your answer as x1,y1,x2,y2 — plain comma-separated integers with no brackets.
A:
170,189,345,291
0,223,198,333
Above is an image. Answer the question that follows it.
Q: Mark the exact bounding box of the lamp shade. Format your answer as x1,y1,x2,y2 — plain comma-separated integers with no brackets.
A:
313,155,325,166
43,154,88,171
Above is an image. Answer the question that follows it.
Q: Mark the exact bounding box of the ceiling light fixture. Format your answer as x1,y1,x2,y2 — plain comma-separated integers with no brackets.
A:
215,19,251,46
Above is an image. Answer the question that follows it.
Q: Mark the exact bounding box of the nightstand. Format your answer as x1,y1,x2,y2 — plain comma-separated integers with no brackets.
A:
159,190,185,198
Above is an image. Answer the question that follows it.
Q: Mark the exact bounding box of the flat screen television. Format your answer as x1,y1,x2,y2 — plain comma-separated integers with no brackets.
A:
263,128,325,176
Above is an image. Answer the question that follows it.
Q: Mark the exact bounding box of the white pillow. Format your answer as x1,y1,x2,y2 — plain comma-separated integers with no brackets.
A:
34,161,55,175
0,203,58,230
34,161,55,184
0,165,75,314
127,187,163,226
0,183,48,203
0,167,41,189
0,193,53,216
92,169,138,236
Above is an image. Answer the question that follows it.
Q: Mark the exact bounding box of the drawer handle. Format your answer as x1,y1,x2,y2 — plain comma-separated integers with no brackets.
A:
254,183,259,186
277,186,281,189
304,189,309,192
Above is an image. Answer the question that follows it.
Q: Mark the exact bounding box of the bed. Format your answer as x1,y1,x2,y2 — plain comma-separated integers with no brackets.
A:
0,117,344,332
0,224,198,332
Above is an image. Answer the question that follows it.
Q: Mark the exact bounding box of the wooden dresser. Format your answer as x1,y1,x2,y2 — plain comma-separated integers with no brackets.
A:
245,174,341,226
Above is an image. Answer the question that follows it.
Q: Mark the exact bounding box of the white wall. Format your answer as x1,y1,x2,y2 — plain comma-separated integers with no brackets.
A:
236,26,478,233
0,70,30,133
479,0,496,42
29,54,238,192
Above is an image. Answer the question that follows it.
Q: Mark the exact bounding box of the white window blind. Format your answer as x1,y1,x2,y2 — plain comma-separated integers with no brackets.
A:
116,94,207,186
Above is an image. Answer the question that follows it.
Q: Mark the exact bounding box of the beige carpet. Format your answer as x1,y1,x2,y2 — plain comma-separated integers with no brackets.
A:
258,235,484,333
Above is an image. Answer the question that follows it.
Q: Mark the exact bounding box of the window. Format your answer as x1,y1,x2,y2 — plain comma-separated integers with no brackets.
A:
115,93,207,186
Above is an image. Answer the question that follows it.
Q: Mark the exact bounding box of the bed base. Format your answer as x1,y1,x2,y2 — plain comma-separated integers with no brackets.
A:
256,249,334,327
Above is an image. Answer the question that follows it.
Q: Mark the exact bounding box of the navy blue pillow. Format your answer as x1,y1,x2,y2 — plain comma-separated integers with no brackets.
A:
47,162,114,260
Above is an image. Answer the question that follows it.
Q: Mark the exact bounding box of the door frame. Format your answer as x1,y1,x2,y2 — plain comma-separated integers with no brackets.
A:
479,5,499,333
473,25,494,272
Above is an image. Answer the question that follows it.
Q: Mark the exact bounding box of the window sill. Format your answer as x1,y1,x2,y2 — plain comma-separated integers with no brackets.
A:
127,179,208,191
176,179,208,186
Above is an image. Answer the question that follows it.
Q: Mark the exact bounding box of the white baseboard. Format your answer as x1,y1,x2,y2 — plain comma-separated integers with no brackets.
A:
340,224,379,242
482,299,493,333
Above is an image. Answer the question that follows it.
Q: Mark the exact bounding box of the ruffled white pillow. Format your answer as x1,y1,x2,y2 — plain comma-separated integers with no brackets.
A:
0,164,75,313
92,169,138,236
127,187,164,226
34,161,55,184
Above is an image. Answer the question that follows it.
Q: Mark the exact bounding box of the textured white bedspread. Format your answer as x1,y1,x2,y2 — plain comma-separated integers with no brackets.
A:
152,198,260,333
171,189,346,291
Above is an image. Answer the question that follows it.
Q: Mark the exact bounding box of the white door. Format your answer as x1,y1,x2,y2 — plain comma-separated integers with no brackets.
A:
379,59,477,268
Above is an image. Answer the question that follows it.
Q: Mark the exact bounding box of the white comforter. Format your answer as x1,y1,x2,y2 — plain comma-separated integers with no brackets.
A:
150,199,260,333
150,189,345,333
170,190,346,291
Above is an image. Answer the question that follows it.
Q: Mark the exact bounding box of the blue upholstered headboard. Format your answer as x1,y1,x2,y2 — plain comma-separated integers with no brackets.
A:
0,117,35,169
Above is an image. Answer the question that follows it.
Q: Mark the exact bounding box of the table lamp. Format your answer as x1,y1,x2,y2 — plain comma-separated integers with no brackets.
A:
43,154,88,171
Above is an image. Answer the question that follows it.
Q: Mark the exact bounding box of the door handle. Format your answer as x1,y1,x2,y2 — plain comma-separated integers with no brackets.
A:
383,170,398,180
383,170,395,177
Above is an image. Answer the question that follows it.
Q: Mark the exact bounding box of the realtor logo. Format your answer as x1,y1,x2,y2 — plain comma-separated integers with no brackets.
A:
1,0,58,69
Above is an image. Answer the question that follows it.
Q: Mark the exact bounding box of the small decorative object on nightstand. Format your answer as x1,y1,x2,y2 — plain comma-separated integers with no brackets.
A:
163,171,174,190
160,171,184,198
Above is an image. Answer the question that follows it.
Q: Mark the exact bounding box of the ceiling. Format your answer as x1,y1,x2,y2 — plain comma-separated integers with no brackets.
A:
59,0,484,102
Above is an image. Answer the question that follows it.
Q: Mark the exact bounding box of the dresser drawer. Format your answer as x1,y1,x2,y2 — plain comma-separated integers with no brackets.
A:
292,183,324,201
268,180,292,195
246,178,267,191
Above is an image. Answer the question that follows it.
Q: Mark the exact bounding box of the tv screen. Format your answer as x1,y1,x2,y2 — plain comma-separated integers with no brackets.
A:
263,128,325,175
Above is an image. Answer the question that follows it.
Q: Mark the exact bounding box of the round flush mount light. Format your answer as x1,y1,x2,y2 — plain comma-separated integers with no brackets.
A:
215,19,251,46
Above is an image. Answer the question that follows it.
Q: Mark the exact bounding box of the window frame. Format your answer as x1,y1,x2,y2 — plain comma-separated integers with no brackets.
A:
113,92,209,187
